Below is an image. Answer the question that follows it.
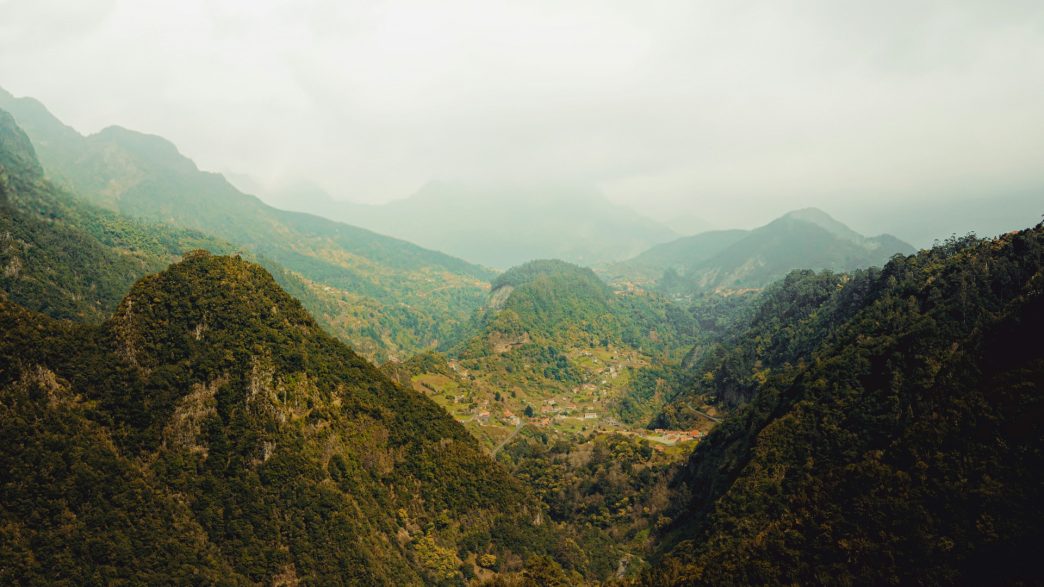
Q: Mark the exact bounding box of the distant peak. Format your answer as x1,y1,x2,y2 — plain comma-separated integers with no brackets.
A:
91,125,197,173
783,207,835,222
776,207,866,243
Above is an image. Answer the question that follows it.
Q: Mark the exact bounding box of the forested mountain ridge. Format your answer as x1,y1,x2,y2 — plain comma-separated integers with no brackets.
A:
0,251,556,585
0,108,231,322
606,208,914,294
0,107,384,348
0,87,493,361
644,224,1044,585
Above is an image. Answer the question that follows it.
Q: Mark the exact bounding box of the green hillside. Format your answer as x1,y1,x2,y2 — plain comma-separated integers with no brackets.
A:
0,108,384,351
381,261,702,581
393,259,702,461
0,108,230,322
448,261,695,420
0,251,557,584
0,88,493,361
645,226,1044,585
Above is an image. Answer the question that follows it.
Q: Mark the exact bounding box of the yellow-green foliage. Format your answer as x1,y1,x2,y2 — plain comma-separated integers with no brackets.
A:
0,253,548,585
412,534,461,581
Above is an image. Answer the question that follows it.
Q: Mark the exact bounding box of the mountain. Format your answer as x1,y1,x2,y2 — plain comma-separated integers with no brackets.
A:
390,258,706,447
601,230,749,285
379,260,700,580
0,88,493,361
244,179,680,269
449,260,696,421
607,208,915,293
0,108,234,322
0,251,561,584
645,226,1044,585
0,107,387,356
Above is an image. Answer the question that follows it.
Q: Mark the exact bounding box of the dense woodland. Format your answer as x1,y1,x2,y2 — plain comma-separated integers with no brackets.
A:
0,251,563,584
646,227,1044,585
1,95,1042,585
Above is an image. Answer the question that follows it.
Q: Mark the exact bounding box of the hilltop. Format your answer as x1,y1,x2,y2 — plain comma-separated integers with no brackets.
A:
383,259,702,579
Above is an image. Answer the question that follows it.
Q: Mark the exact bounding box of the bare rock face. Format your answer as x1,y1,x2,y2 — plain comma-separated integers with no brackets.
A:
163,377,222,458
489,330,531,354
487,283,514,310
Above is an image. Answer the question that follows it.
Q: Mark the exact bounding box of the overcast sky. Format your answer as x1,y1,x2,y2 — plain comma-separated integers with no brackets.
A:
1,0,1042,234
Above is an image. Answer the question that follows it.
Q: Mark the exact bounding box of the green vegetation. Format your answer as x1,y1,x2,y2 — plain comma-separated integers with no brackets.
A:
0,90,493,362
645,226,1044,585
497,431,685,581
0,108,389,356
431,260,699,437
0,108,230,322
3,88,1042,587
0,252,559,584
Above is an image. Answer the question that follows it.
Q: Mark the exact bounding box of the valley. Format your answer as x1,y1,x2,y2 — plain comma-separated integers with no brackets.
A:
395,345,715,454
1,85,1041,585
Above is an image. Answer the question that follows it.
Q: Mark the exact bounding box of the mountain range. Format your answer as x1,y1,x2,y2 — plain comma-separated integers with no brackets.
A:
1,84,1041,585
237,178,681,269
0,87,492,362
604,207,915,293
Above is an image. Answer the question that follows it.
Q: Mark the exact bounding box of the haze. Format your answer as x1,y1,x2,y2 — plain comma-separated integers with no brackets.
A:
1,0,1042,241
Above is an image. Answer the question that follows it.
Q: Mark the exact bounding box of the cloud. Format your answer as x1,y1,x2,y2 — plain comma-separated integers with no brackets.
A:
1,0,1042,231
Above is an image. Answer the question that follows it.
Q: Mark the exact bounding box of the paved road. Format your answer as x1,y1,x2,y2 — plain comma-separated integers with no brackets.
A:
693,409,721,423
491,422,525,457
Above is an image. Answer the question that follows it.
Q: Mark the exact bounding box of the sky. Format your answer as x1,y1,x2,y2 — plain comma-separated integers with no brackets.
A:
1,0,1042,237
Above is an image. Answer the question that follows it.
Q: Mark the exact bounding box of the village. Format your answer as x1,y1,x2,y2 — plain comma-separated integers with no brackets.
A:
410,344,712,453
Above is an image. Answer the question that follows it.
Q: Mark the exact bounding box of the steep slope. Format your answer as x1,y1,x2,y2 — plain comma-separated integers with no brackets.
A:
0,252,551,584
383,261,701,581
0,108,230,322
246,179,679,269
645,226,1044,585
611,209,914,294
0,88,493,361
654,269,854,429
0,108,353,346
